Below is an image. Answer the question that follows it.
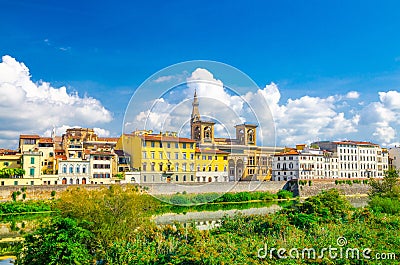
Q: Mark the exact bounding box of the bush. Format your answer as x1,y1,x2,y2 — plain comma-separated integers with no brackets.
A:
277,190,293,199
50,191,56,197
369,196,400,215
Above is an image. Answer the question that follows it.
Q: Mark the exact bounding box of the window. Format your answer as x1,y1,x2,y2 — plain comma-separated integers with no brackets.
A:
183,143,186,149
208,156,212,160
82,166,86,173
142,141,146,147
182,164,186,171
202,155,206,160
151,152,155,159
159,142,163,148
176,175,179,181
29,168,34,176
159,152,163,159
30,157,35,164
223,156,228,160
191,175,194,181
62,165,67,174
175,153,179,159
215,166,218,171
175,143,179,148
3,162,9,166
142,152,147,159
183,153,187,160
142,163,147,171
76,166,80,174
69,166,73,174
190,153,194,160
143,175,146,182
190,143,194,149
151,142,155,148
167,143,171,148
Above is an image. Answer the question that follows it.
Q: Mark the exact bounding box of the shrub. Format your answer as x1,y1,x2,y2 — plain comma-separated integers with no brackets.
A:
277,190,293,199
51,191,56,197
368,196,400,215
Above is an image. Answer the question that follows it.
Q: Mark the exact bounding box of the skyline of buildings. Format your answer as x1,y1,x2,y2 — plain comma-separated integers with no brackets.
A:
0,92,397,186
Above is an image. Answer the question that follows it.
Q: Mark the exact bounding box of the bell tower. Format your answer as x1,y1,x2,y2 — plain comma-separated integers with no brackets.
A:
190,91,215,144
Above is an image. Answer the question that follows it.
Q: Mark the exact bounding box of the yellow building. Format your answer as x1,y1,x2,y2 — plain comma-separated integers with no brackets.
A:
195,148,229,182
190,91,283,181
117,130,196,183
0,151,21,171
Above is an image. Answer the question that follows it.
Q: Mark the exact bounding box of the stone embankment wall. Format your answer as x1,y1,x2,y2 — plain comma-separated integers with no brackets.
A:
0,184,111,201
143,182,287,195
294,180,371,197
0,180,371,201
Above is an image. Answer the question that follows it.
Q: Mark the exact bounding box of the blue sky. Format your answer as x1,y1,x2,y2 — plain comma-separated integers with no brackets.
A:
1,0,400,148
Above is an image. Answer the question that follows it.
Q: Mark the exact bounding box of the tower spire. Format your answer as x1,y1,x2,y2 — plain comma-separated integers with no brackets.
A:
191,89,200,123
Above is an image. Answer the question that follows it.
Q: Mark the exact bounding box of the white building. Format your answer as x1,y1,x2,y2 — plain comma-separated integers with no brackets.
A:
89,151,113,184
272,140,388,181
58,159,90,184
315,141,388,178
271,147,338,181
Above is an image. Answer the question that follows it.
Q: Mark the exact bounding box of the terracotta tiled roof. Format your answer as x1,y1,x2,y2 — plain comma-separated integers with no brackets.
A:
139,135,196,143
90,151,114,155
39,137,54,143
334,140,379,146
0,149,19,155
195,148,229,154
20,134,40,139
274,149,299,156
97,137,119,142
56,155,68,160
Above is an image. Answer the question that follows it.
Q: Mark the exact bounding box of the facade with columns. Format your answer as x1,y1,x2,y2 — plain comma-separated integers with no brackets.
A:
190,91,282,181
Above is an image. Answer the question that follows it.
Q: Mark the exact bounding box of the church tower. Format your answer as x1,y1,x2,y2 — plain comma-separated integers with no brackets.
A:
190,90,215,144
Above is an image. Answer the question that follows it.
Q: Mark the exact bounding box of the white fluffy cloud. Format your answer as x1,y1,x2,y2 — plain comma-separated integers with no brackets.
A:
0,55,112,149
133,68,363,147
346,91,360,99
359,90,400,145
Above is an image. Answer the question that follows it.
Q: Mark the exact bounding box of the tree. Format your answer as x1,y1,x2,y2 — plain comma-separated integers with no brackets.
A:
369,169,400,198
16,217,94,265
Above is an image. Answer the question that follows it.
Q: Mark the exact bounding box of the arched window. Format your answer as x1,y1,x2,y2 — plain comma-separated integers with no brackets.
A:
69,165,73,174
82,166,86,174
247,129,254,142
277,163,280,169
62,165,67,174
204,126,211,139
76,165,80,174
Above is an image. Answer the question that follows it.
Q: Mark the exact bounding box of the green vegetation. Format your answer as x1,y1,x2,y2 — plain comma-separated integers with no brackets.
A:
16,217,94,265
158,190,287,205
7,180,400,264
368,169,400,215
0,200,52,214
0,168,25,178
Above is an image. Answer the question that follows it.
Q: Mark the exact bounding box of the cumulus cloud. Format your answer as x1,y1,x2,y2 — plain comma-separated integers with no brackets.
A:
132,68,363,147
0,55,112,149
359,90,400,145
346,91,360,99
